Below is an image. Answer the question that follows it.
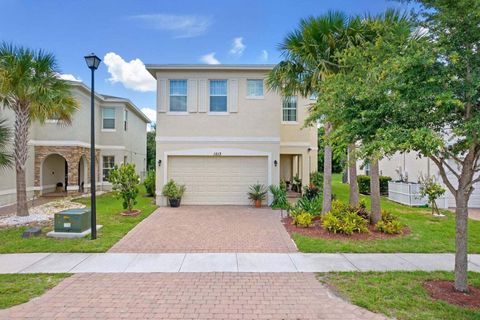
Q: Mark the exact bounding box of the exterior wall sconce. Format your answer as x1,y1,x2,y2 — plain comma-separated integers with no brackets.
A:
274,160,278,167
158,160,162,167
307,147,312,152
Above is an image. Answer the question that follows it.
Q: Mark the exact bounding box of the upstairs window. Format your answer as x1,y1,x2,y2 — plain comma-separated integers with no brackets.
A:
169,80,187,112
282,96,297,122
247,79,264,98
102,107,116,130
102,156,115,181
124,109,128,131
209,80,227,112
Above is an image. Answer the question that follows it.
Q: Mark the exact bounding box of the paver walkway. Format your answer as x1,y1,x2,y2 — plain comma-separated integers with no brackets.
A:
109,206,297,253
0,273,386,320
2,253,479,273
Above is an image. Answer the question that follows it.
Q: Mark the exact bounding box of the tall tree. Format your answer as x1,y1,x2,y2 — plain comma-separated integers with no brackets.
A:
385,0,480,292
0,118,12,169
266,11,366,213
146,125,156,171
0,43,78,216
311,10,413,222
347,144,359,206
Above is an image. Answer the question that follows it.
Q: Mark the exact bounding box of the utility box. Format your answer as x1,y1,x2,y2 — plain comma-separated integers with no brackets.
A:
54,208,91,233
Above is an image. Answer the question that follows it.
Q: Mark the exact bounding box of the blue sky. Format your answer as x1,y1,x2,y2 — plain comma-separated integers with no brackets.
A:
0,0,410,122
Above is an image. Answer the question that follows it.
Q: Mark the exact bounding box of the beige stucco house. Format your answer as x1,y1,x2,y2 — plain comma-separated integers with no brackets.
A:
146,64,318,206
0,81,150,207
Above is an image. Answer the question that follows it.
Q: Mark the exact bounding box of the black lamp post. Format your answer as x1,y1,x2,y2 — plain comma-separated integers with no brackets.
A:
84,53,101,240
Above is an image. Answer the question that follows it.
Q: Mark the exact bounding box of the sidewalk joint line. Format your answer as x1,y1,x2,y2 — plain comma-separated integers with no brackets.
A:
340,253,360,271
178,253,187,272
17,253,52,274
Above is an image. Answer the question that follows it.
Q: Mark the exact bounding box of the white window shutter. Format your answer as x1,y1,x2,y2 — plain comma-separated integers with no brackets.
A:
229,79,238,113
158,79,167,113
198,79,207,113
187,79,198,113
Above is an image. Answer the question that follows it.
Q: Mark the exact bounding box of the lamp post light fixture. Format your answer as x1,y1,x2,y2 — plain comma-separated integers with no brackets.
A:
84,53,101,240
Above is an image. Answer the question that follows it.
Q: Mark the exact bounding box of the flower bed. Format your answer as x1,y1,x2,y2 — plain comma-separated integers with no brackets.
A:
282,216,410,240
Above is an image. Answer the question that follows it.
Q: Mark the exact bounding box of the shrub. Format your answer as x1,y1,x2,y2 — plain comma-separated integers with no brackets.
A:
296,195,322,216
162,179,186,199
322,200,368,235
375,210,403,234
303,184,320,200
144,170,155,197
310,171,323,190
107,163,140,212
419,176,446,215
357,175,392,195
269,185,289,209
293,212,313,228
247,184,268,202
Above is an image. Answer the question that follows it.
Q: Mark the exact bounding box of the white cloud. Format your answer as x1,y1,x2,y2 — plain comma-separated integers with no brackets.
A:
141,107,156,123
103,52,155,92
260,50,268,62
131,13,212,38
200,52,220,65
58,73,81,82
229,37,245,56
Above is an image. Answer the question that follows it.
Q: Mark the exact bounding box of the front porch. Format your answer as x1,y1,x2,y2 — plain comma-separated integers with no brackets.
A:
33,146,100,197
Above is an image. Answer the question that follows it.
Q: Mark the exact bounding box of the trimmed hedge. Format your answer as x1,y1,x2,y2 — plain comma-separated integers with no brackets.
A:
357,175,392,195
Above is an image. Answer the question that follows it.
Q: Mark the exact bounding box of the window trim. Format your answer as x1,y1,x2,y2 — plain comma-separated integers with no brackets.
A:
102,107,116,131
169,79,188,112
209,79,228,113
282,96,298,123
246,79,264,99
102,155,115,182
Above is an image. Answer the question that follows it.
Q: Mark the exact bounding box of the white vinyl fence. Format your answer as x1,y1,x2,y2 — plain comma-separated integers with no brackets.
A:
388,181,448,208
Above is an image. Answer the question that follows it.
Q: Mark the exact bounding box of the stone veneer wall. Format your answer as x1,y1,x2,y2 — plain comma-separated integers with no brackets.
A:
34,146,100,193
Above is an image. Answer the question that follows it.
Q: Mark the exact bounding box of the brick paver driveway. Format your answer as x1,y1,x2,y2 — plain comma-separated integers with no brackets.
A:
1,273,386,320
109,206,297,253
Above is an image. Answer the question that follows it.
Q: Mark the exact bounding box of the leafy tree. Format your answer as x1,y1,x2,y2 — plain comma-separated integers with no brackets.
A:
146,125,156,171
310,10,413,223
267,11,366,213
0,118,12,170
107,163,140,213
382,0,480,292
0,43,78,216
143,170,155,197
317,127,345,174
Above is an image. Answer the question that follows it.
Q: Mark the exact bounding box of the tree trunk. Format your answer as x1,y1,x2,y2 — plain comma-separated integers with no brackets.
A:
322,122,332,213
14,105,29,217
348,144,359,206
454,191,469,292
369,158,381,224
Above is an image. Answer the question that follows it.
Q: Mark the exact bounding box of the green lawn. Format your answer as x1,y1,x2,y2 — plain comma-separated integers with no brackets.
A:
319,272,480,320
0,273,70,309
293,174,480,253
0,186,157,253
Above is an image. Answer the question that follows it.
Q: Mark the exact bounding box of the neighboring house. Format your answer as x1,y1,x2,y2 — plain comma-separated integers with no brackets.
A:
146,64,318,206
357,151,480,208
0,81,150,207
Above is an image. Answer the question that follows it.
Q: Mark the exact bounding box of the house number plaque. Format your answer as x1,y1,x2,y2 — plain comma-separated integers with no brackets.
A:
213,152,222,156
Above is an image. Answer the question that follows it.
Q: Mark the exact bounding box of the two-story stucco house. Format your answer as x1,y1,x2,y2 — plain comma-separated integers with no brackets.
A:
0,81,150,207
146,64,318,206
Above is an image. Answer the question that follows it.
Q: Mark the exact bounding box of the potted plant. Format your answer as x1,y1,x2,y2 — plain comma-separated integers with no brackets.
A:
247,184,267,208
162,179,186,207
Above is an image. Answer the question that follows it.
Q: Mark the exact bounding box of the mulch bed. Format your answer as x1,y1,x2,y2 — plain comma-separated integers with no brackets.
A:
423,280,480,309
282,216,410,240
120,209,141,217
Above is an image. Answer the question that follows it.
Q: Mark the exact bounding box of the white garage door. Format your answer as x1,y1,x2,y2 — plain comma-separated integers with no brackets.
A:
167,156,268,205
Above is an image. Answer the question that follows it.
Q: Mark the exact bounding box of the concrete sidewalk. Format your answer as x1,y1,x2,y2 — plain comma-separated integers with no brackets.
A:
1,252,479,274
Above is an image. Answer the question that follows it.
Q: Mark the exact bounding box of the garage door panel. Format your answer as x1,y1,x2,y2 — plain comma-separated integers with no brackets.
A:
167,156,268,205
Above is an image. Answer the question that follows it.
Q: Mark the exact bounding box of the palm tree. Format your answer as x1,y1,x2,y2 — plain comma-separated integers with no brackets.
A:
0,43,78,216
0,118,13,169
267,11,365,213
